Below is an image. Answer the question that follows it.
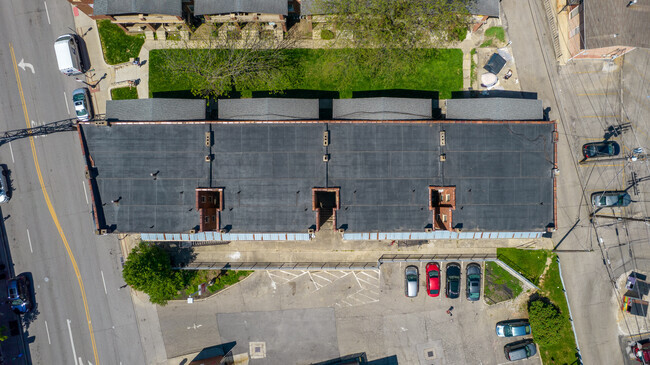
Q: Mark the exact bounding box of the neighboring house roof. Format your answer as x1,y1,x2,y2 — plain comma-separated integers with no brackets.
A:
467,0,499,17
81,120,555,234
194,0,288,16
446,98,543,121
106,99,206,121
583,0,650,49
333,98,432,120
93,0,182,16
218,98,319,120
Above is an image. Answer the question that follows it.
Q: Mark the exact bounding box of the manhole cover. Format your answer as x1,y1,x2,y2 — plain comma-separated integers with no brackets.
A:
424,348,436,360
249,342,266,359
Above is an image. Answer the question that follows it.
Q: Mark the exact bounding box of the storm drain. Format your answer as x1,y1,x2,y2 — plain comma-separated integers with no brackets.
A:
249,342,266,359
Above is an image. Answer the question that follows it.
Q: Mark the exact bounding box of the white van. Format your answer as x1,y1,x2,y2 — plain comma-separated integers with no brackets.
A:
54,34,83,76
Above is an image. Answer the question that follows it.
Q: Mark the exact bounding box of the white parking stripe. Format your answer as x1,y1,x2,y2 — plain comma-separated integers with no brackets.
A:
67,319,79,365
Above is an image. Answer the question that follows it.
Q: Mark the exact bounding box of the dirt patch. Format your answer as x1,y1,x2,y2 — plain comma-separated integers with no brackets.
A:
484,261,523,305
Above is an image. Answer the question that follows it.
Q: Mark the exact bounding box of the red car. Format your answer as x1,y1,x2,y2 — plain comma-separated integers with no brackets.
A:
426,262,440,297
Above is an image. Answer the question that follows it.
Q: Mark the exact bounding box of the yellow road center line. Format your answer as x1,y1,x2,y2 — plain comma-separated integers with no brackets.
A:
9,43,100,365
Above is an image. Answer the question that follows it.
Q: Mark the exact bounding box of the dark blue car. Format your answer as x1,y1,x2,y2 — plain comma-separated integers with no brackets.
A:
7,275,31,314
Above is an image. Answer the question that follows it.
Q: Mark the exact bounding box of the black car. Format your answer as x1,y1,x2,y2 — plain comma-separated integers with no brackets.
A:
446,263,460,299
504,339,537,361
582,141,619,159
466,263,481,301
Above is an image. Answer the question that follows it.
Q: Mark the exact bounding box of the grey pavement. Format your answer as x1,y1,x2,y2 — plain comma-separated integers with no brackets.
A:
0,1,147,364
503,0,650,364
157,262,541,365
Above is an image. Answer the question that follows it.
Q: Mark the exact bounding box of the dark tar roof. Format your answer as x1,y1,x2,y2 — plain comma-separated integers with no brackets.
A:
106,99,207,121
218,98,319,120
446,98,543,121
82,121,554,234
583,0,650,49
467,0,499,17
194,0,288,16
93,0,181,16
333,98,432,120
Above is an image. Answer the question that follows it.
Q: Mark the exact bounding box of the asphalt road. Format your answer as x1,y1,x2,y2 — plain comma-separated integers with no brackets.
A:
0,1,145,364
503,0,650,363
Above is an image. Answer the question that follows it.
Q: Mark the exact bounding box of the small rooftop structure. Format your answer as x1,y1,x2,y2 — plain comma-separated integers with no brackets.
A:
446,98,543,121
333,97,432,120
218,98,319,120
93,0,182,16
467,0,499,17
195,0,288,16
106,99,207,121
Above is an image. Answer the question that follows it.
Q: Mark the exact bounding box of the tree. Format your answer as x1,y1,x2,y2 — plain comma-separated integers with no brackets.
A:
156,25,298,98
122,242,184,305
311,0,471,49
528,299,564,345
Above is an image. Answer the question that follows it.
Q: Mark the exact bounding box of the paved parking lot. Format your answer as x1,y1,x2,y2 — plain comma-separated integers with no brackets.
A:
158,262,541,364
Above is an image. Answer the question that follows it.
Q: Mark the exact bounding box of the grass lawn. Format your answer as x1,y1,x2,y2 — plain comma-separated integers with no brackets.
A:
97,20,145,65
484,26,506,42
111,86,138,100
484,261,523,304
149,48,463,99
497,248,551,285
534,254,578,365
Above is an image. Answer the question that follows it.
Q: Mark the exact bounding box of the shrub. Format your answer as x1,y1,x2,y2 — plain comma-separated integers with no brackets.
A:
528,299,564,345
454,26,468,41
321,29,335,40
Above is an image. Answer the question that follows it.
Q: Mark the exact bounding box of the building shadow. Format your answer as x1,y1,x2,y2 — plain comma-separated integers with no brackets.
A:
251,89,340,99
174,342,236,365
451,90,538,99
311,353,398,365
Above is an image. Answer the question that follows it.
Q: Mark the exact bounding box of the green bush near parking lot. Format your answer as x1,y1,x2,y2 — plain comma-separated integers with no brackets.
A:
123,242,189,305
484,261,522,304
149,48,463,99
182,269,253,297
111,86,138,100
534,255,578,365
497,248,550,285
97,20,145,65
528,299,564,345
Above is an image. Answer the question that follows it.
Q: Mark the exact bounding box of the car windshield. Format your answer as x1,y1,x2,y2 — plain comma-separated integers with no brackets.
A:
504,326,513,336
406,274,417,281
429,271,438,278
430,289,439,294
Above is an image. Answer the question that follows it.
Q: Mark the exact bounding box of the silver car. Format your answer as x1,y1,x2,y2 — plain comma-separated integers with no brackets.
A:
72,87,93,121
405,265,419,297
591,191,631,207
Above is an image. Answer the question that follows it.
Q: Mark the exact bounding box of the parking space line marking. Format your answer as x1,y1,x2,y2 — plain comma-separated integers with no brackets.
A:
67,319,79,365
64,92,70,114
312,273,332,282
44,320,51,344
307,272,324,290
355,276,379,287
366,289,381,296
352,272,363,288
359,271,380,280
100,270,107,294
44,1,51,24
26,229,33,253
82,181,89,204
356,292,379,302
340,299,353,306
8,142,14,163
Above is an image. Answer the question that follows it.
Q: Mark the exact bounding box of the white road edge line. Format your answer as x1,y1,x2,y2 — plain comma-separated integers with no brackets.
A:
26,229,33,253
44,1,51,24
64,92,70,114
67,319,79,365
100,270,107,294
82,181,89,204
8,142,14,163
44,320,51,345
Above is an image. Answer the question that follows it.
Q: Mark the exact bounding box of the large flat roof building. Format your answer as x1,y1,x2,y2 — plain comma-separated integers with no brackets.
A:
80,97,556,241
